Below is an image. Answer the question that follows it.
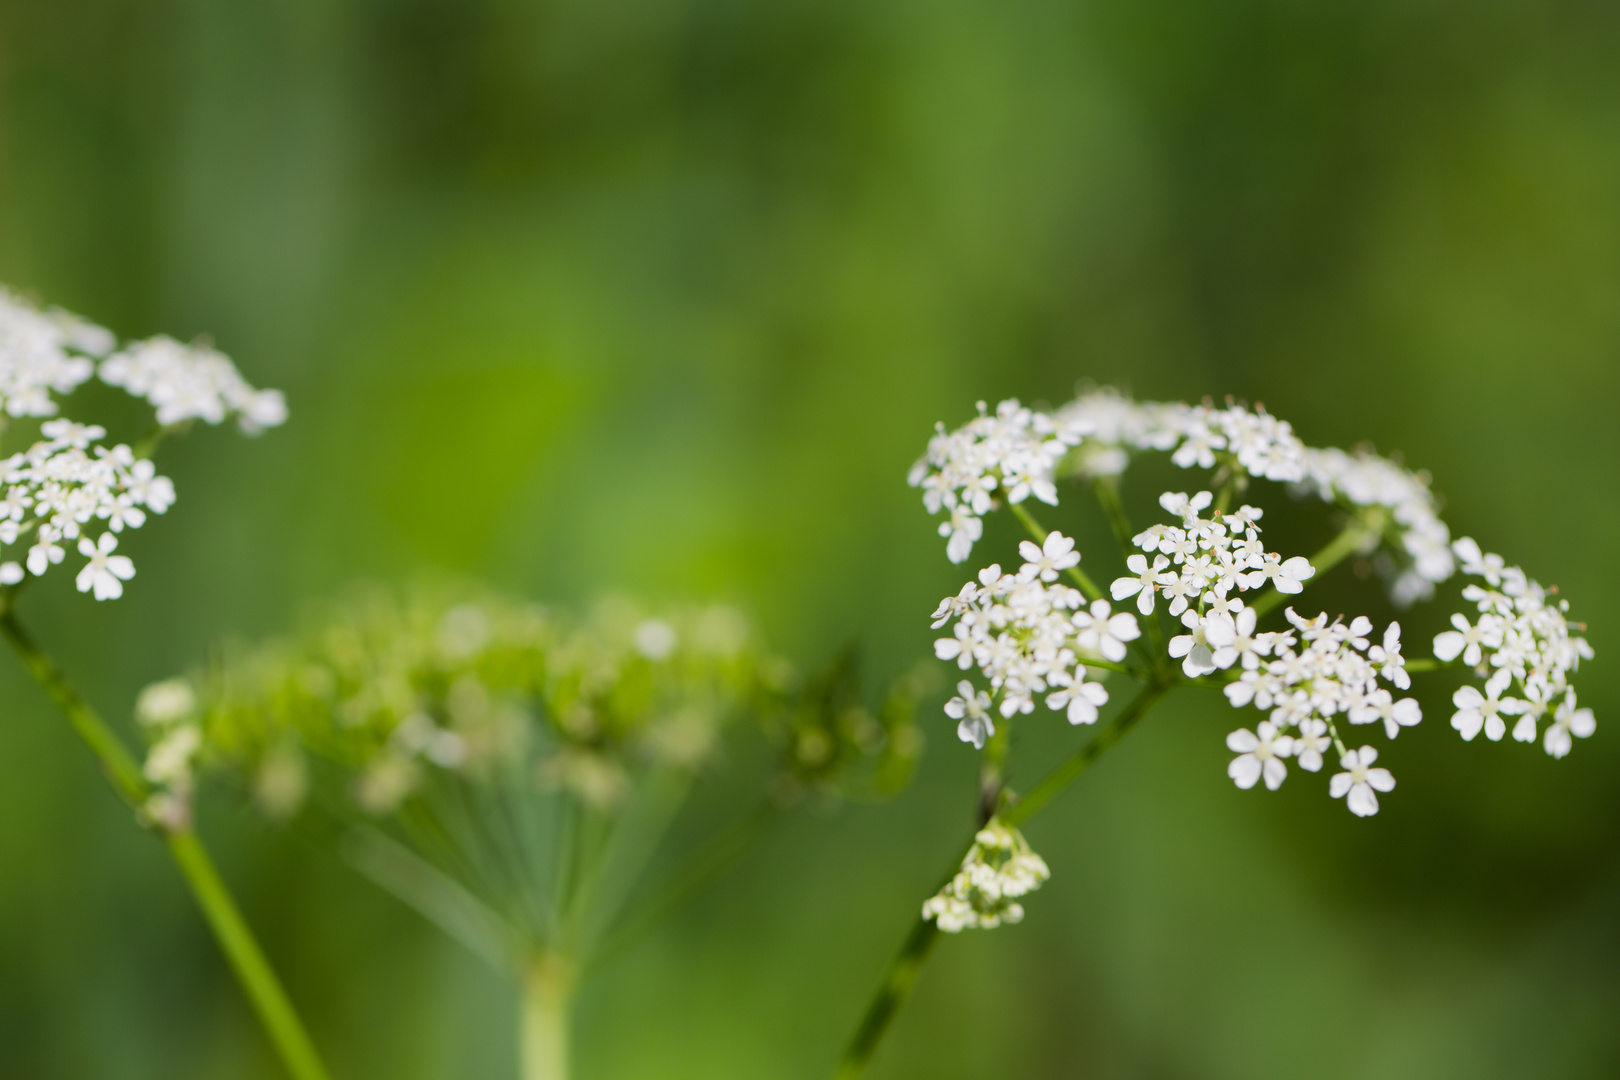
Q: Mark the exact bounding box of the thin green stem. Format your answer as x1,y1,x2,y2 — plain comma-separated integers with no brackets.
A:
1403,658,1460,674
169,832,334,1080
831,679,1171,1079
1092,477,1135,555
1009,502,1103,602
0,607,333,1080
1249,517,1376,618
1003,680,1169,827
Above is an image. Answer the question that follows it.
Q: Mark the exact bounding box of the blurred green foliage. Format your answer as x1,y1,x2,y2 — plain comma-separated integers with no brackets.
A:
1,0,1619,1077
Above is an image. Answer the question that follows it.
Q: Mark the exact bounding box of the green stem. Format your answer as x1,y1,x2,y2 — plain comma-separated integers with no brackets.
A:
1249,518,1376,618
1091,477,1135,555
831,679,1171,1079
830,911,945,1080
0,608,333,1080
522,951,574,1080
1003,680,1168,827
168,831,334,1080
1009,502,1103,602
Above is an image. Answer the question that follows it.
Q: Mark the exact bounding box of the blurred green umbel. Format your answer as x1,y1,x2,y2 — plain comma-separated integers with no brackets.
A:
135,582,927,1080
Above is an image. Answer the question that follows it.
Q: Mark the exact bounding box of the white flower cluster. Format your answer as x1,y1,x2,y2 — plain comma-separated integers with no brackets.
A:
933,532,1138,746
921,820,1050,932
914,390,1455,605
907,399,1092,563
0,285,287,602
1220,609,1416,816
1109,490,1313,631
0,287,113,416
1296,447,1453,605
100,336,288,434
0,420,176,598
1436,538,1593,757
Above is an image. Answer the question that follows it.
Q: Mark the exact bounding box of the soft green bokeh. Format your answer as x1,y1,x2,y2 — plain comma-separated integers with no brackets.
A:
2,0,1618,1077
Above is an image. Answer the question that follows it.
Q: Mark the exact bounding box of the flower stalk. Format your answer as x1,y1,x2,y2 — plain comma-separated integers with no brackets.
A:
0,604,332,1080
522,950,575,1080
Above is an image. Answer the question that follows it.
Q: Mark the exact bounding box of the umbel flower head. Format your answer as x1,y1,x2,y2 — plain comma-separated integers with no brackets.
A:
0,285,285,598
136,583,926,967
921,820,1050,933
912,389,1593,928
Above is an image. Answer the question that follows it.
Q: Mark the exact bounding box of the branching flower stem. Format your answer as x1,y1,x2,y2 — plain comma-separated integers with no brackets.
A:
831,679,1169,1079
0,604,332,1080
1009,503,1104,602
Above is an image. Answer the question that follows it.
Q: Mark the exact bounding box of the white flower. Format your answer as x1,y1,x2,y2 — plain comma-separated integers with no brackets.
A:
1018,531,1080,583
0,288,105,417
75,532,135,600
1110,553,1169,616
1368,622,1409,689
1292,719,1330,771
922,821,1050,932
1170,609,1232,678
1047,677,1109,725
1070,599,1140,662
1329,746,1394,816
1544,692,1595,759
99,336,288,434
1433,613,1495,666
1227,721,1294,791
1348,689,1423,739
945,681,996,749
1247,554,1316,594
1211,607,1273,670
1450,683,1526,742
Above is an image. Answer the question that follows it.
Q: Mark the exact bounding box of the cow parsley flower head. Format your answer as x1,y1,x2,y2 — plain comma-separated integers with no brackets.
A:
910,385,1595,935
0,284,287,600
922,820,1050,932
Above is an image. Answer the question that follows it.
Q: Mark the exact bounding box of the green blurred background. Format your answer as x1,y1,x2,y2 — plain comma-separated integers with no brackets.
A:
2,0,1619,1076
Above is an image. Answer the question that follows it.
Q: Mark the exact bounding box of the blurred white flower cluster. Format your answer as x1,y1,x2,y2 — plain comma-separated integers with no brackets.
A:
0,287,113,417
912,390,1454,605
922,820,1049,932
933,531,1138,745
1438,538,1592,757
0,285,284,600
100,336,287,434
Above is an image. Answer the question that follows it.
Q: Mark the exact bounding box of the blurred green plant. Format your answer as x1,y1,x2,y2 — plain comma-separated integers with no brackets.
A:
139,581,928,1080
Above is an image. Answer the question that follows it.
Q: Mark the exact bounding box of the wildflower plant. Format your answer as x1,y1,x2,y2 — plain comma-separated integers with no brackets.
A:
0,286,326,1079
833,389,1594,1078
142,583,926,1080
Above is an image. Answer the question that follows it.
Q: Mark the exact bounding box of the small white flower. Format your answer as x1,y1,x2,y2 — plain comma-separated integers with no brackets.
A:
945,681,996,749
1450,683,1526,742
1433,613,1495,667
1368,622,1409,689
1047,678,1109,725
1329,746,1394,816
75,532,135,600
1291,718,1330,771
1544,693,1595,759
1017,531,1080,584
1348,689,1423,739
1110,553,1169,616
1226,721,1294,791
1070,599,1140,662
